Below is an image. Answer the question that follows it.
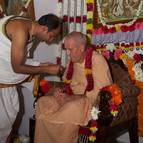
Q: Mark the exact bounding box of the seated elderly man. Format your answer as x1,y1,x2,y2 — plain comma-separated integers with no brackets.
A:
34,32,112,143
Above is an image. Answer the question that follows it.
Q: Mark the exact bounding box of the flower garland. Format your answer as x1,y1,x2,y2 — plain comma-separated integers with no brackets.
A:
96,0,143,28
92,20,143,36
88,119,98,142
57,0,94,39
64,47,94,95
89,107,100,142
92,41,143,63
133,61,143,82
64,61,74,95
99,50,143,82
86,0,94,42
128,53,143,82
57,0,88,33
93,42,143,51
101,84,123,117
39,79,52,94
33,76,52,98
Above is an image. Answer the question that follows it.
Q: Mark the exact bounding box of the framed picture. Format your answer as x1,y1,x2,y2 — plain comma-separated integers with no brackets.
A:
94,0,143,26
1,0,35,20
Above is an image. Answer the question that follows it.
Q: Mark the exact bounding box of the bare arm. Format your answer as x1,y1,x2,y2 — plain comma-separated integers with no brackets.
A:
10,22,60,75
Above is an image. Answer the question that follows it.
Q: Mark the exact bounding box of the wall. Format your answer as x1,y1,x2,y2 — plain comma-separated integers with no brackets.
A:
18,0,60,135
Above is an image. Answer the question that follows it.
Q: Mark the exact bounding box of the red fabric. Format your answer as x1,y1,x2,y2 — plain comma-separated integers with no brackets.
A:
78,127,91,135
85,48,94,91
56,57,61,64
64,61,74,95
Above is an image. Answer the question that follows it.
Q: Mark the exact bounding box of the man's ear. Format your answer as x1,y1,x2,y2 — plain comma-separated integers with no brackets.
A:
41,25,48,32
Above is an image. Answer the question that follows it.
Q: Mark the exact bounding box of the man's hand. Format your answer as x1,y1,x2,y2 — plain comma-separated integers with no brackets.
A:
40,62,60,74
54,88,66,104
40,62,65,75
47,64,60,75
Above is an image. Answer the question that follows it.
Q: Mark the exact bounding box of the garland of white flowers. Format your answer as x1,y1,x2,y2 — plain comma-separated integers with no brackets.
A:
57,0,89,33
96,0,143,28
133,61,143,82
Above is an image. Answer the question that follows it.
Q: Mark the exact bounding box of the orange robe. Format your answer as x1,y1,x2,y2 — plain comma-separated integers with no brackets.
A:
34,52,112,143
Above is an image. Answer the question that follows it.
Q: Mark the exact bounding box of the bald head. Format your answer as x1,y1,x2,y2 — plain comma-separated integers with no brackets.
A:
64,32,87,47
64,32,87,63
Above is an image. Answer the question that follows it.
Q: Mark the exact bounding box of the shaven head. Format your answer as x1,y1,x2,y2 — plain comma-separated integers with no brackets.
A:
64,31,87,48
64,32,87,63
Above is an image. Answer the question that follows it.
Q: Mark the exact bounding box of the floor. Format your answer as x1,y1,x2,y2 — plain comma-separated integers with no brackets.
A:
117,132,143,143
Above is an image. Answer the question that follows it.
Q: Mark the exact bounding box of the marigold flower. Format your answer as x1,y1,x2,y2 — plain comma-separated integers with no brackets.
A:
64,79,72,84
85,68,92,75
89,135,96,142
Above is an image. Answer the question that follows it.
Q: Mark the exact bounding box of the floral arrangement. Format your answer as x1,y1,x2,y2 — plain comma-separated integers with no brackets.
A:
94,42,143,51
101,84,123,117
133,53,143,63
92,42,143,66
33,77,52,98
92,20,143,35
86,84,123,142
126,58,143,83
106,52,143,82
39,79,52,94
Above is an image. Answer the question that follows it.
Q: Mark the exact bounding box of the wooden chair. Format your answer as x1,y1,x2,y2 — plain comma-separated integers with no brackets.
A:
78,60,140,143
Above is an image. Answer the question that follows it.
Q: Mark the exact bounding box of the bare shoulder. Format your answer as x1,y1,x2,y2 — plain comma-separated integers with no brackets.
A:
6,19,30,38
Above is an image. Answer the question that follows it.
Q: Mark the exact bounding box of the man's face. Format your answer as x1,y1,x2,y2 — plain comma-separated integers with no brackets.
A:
38,26,61,44
64,39,83,63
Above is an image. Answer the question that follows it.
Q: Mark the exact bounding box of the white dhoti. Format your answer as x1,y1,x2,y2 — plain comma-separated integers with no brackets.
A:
0,16,40,142
0,59,39,142
0,87,19,143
